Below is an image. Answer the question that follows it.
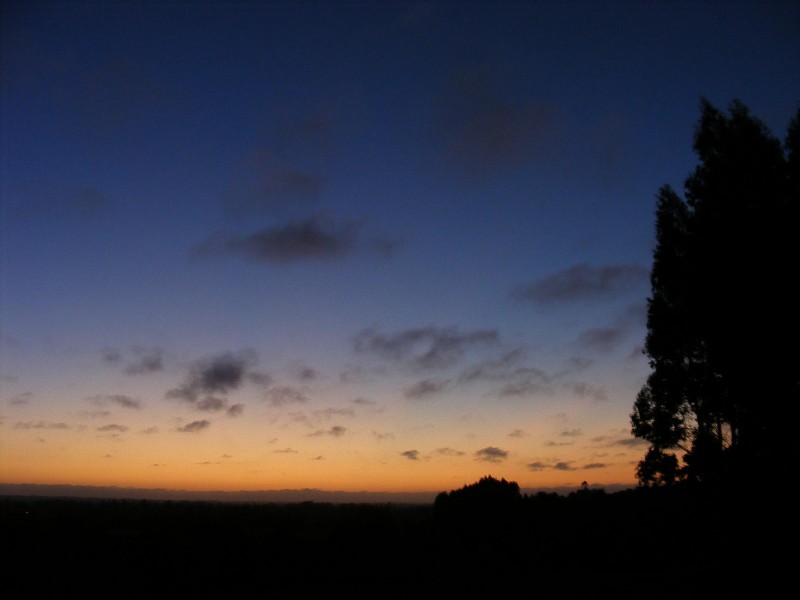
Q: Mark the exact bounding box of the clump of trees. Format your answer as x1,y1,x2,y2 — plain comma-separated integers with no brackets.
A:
632,99,800,485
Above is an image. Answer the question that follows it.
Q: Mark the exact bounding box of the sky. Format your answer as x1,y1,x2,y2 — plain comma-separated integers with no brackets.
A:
2,1,799,501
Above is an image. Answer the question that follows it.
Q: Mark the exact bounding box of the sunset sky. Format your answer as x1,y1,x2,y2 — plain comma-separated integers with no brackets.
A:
2,1,799,501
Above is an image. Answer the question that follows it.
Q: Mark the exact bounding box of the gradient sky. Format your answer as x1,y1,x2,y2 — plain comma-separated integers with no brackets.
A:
2,1,799,498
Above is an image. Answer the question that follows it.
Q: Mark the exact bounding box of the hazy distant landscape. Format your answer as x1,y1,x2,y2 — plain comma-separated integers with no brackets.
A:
0,481,633,504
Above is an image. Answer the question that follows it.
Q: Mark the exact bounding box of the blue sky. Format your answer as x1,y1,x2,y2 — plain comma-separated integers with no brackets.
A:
2,1,799,498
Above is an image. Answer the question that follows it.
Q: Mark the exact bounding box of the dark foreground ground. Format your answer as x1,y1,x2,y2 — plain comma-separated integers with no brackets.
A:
1,483,795,599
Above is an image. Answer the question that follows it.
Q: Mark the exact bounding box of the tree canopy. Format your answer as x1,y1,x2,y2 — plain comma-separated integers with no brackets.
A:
632,99,800,485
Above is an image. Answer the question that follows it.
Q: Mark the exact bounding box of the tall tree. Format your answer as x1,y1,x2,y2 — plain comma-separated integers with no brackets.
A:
632,99,800,485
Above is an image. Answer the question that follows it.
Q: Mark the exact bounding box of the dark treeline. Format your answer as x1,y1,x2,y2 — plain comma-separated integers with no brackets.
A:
2,476,794,598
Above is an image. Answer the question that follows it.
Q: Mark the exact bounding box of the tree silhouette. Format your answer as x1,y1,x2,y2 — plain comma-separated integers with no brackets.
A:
632,99,800,485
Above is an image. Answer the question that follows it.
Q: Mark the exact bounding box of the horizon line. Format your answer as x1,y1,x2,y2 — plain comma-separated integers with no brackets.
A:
0,481,636,504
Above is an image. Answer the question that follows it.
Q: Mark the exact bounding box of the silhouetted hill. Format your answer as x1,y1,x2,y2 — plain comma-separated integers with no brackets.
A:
2,479,795,598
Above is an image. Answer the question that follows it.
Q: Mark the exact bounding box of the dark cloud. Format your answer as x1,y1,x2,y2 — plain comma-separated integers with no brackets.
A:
102,348,122,364
401,450,420,460
195,397,227,412
404,378,450,399
177,420,210,433
265,386,308,407
10,182,111,223
316,407,355,419
553,461,576,471
561,429,583,437
166,350,271,416
572,300,648,356
603,436,649,448
457,348,526,382
619,300,647,328
583,463,607,469
457,350,559,399
564,356,593,372
574,327,627,353
88,394,142,410
81,410,111,418
167,350,264,412
508,429,526,438
436,65,559,177
496,367,552,398
102,346,164,376
475,446,508,463
223,166,324,216
310,425,346,437
9,392,33,406
14,421,69,430
222,112,335,216
293,365,320,382
248,372,273,387
563,382,608,403
527,459,610,472
353,325,499,371
77,55,168,132
96,424,128,433
227,403,244,417
125,348,164,375
528,459,602,471
192,216,359,264
370,236,405,259
511,263,648,305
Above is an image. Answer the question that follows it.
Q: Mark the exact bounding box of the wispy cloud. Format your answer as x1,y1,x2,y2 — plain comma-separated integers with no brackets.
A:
96,424,128,433
457,348,526,382
125,347,164,375
88,394,142,410
435,447,465,457
192,216,360,264
511,263,648,305
401,449,420,460
571,300,648,356
435,65,559,178
354,325,499,371
496,367,552,398
8,392,33,406
526,456,615,472
562,382,608,403
14,421,70,430
177,420,210,433
560,429,583,437
102,348,122,364
101,346,164,376
222,111,335,217
265,386,308,407
404,378,450,399
9,182,111,223
309,425,346,437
